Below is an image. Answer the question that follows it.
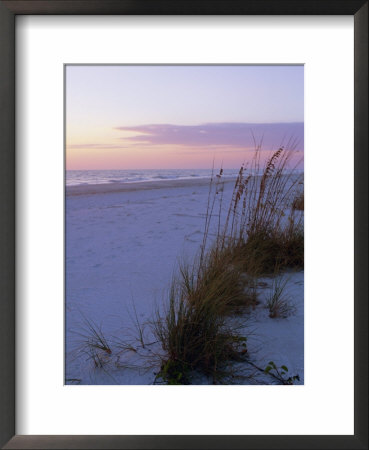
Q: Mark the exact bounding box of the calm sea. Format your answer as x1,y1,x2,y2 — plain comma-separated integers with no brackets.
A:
66,169,241,186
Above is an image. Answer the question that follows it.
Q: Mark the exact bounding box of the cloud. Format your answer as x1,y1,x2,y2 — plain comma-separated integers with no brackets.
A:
68,143,131,150
115,122,304,150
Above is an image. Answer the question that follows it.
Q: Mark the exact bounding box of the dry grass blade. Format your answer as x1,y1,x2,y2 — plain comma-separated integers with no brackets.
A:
71,315,113,369
266,275,295,318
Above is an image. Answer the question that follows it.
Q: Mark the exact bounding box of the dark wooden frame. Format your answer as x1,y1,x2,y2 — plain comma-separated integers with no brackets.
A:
0,1,367,449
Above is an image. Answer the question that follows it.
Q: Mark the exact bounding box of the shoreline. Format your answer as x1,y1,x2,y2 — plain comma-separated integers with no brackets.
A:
66,177,237,197
66,171,303,197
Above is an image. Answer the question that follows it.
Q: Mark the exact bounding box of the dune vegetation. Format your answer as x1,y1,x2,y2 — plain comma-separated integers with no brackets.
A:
153,146,304,384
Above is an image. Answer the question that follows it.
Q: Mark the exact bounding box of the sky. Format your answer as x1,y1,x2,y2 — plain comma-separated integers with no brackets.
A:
66,65,304,170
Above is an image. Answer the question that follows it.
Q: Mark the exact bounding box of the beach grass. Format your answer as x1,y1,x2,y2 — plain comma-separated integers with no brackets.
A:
218,145,304,275
154,145,303,383
231,225,304,276
72,316,112,369
292,192,304,211
153,274,249,384
266,274,295,318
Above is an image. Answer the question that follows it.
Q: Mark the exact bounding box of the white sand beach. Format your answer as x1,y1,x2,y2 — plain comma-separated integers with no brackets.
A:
65,177,304,385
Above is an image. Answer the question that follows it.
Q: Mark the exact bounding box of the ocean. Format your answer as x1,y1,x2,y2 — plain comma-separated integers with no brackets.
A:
65,169,241,186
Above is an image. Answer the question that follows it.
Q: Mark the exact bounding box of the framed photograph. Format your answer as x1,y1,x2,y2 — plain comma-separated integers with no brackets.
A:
0,1,367,449
64,62,305,389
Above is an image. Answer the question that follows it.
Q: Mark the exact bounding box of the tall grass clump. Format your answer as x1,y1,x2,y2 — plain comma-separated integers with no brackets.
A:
152,204,257,383
188,247,258,314
154,142,303,383
153,269,249,384
73,316,112,368
218,143,304,275
266,274,295,318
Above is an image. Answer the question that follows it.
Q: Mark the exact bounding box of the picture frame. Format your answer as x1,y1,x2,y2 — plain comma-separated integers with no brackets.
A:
0,1,367,449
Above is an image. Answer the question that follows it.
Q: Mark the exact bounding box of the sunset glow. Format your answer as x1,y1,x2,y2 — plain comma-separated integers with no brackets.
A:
66,65,304,170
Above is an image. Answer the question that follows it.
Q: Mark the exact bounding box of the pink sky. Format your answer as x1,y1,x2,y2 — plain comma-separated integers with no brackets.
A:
66,65,304,170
